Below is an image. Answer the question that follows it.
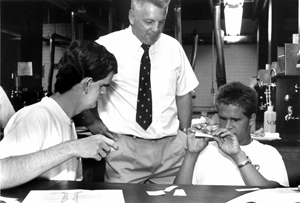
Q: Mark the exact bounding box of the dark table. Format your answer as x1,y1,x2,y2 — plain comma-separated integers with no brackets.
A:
1,179,261,203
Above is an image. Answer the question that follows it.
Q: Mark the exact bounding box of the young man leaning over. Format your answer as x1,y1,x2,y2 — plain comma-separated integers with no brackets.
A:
0,40,118,189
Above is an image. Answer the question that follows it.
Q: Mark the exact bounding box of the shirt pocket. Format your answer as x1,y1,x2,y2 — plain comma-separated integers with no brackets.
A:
157,69,177,97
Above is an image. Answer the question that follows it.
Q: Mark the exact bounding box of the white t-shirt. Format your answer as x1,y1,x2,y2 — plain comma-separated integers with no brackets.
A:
0,86,15,129
96,26,199,139
192,140,289,186
0,97,82,181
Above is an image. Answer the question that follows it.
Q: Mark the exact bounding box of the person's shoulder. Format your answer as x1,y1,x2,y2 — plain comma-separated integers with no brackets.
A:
4,101,52,130
21,101,52,117
160,33,181,45
251,139,280,153
96,28,128,43
155,34,183,55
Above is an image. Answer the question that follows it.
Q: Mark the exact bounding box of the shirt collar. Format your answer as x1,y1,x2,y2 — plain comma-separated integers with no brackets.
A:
127,25,158,54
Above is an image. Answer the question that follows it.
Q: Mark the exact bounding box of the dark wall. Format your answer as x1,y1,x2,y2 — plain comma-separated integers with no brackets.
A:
1,1,43,93
1,33,20,92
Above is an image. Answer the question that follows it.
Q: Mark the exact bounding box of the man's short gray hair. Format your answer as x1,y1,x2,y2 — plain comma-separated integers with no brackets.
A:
131,0,170,10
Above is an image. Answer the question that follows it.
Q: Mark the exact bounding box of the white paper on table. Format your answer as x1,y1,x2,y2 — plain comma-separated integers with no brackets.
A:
173,189,187,196
164,185,178,192
0,196,20,203
235,187,260,192
146,190,166,196
22,189,125,203
227,188,300,203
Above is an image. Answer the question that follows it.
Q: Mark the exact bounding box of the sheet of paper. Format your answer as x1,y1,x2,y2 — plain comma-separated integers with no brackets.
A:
235,187,260,192
173,189,187,196
164,185,178,192
22,189,125,203
146,190,166,196
227,187,300,203
0,196,20,203
195,131,213,138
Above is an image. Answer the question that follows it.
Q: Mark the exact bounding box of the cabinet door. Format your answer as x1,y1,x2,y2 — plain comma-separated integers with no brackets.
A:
275,76,300,140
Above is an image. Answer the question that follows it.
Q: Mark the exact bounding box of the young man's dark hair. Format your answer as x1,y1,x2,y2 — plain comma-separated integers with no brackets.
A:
215,81,258,118
55,40,118,94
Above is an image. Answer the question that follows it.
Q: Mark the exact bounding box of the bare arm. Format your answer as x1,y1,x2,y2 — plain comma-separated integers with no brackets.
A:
213,129,281,188
174,126,210,184
176,92,193,131
0,135,118,189
231,151,281,187
173,151,198,184
77,109,120,141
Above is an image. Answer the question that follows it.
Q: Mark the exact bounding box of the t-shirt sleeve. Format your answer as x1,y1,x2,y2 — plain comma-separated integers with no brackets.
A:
0,110,47,158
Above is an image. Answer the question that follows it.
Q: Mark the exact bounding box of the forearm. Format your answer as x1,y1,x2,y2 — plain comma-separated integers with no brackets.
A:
77,109,97,126
174,152,198,184
76,108,103,134
176,92,193,129
232,151,281,188
0,141,76,189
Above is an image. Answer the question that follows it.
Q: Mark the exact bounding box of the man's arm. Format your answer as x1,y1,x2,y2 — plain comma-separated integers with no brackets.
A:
231,150,281,187
173,152,198,184
176,92,193,132
77,108,120,141
213,129,281,188
0,135,118,189
174,126,210,184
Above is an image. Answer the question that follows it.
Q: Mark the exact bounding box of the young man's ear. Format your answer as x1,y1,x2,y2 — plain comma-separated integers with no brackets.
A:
83,77,93,94
249,113,256,127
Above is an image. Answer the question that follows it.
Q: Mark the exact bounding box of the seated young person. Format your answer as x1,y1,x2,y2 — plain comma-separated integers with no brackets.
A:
174,81,289,187
0,40,119,189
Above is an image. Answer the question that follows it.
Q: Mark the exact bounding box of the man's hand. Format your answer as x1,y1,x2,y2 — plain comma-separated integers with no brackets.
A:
72,135,119,161
86,119,121,141
213,128,241,157
187,124,210,154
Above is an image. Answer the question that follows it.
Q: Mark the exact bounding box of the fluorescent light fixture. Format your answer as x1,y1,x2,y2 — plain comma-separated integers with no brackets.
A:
224,0,244,36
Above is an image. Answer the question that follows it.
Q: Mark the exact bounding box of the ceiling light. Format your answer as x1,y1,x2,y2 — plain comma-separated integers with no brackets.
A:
224,0,244,36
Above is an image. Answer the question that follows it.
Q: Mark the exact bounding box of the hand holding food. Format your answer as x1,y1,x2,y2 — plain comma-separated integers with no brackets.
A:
195,123,220,138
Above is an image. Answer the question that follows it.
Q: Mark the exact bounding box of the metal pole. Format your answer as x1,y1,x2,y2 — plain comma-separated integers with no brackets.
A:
174,0,182,44
299,0,300,43
108,8,114,33
71,11,76,41
213,1,226,87
268,0,272,66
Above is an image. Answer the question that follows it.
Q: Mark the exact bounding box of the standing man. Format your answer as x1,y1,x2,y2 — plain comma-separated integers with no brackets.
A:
81,0,199,184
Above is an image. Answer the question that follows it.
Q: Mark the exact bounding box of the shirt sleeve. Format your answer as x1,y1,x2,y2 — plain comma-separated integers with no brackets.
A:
0,86,15,128
0,111,46,158
176,44,199,96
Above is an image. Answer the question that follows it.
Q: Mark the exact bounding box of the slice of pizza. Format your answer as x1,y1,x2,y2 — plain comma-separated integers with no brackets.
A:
195,124,220,138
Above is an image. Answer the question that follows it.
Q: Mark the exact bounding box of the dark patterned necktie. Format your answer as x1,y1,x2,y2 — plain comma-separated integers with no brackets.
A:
136,44,152,130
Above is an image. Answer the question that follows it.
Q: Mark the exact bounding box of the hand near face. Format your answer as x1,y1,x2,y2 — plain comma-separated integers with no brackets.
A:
187,124,210,154
213,128,241,157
